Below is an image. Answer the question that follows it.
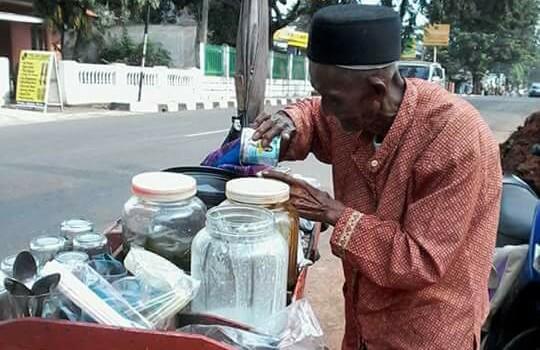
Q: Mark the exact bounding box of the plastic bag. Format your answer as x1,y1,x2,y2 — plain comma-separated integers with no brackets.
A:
179,324,280,350
180,300,326,349
123,247,200,328
42,260,151,329
256,299,326,349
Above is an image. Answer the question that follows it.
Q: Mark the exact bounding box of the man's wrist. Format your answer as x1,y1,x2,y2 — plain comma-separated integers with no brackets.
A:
325,200,347,226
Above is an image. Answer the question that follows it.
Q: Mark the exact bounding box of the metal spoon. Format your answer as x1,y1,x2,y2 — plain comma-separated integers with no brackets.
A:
31,273,61,317
4,277,32,317
31,273,60,296
4,277,32,296
13,251,37,282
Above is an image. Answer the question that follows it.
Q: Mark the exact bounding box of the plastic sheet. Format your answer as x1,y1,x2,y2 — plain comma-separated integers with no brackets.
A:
257,299,326,349
179,324,280,350
42,260,151,329
181,300,326,349
123,247,200,328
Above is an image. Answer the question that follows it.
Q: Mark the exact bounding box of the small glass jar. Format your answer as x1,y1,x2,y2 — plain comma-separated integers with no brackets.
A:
191,206,288,328
61,219,94,248
30,235,66,267
54,251,89,266
222,178,300,290
0,254,16,277
122,172,207,273
73,233,109,258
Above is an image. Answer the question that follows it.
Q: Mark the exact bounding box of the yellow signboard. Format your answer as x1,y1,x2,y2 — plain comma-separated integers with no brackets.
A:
16,51,52,105
273,27,309,49
424,24,450,47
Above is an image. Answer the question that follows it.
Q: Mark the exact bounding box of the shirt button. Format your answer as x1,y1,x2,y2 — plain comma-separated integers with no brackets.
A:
370,159,379,168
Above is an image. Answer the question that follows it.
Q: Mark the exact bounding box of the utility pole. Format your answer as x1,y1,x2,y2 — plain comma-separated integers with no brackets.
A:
199,0,209,43
137,2,151,102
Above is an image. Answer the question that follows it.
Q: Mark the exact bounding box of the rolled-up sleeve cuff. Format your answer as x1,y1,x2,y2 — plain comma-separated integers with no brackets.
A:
331,208,363,258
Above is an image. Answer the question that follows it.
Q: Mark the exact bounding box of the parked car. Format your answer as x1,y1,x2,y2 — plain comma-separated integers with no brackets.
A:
398,61,446,88
528,83,540,97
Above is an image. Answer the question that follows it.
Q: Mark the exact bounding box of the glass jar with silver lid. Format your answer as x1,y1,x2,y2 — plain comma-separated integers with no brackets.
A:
73,233,108,258
61,219,94,248
30,235,67,267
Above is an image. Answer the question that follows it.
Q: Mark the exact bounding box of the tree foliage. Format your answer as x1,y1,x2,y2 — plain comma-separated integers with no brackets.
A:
99,31,172,66
427,0,539,91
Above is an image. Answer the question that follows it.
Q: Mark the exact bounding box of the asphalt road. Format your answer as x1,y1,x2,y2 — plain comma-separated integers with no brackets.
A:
0,95,538,259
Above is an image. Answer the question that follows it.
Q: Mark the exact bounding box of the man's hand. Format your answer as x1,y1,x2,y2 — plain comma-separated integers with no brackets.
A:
252,112,296,151
262,170,346,225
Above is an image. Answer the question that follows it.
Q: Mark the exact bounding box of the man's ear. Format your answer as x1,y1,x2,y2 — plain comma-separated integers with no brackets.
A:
367,75,387,98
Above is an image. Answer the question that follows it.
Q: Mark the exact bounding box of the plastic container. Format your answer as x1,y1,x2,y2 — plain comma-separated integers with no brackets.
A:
191,206,288,329
61,219,94,248
240,127,281,166
30,235,66,267
73,233,109,258
223,178,299,290
122,172,207,273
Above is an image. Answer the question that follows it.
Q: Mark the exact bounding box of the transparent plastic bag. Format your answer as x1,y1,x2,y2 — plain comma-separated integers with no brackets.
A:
123,247,200,328
179,324,280,350
180,300,326,349
257,299,326,349
42,260,152,329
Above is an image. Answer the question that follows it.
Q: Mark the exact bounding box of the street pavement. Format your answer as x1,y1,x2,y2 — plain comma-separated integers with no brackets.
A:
0,95,538,346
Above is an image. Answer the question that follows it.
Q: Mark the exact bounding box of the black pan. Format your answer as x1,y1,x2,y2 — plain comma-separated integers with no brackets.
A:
162,166,239,209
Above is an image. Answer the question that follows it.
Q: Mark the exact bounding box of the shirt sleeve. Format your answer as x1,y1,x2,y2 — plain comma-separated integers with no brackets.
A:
330,132,492,291
280,98,333,164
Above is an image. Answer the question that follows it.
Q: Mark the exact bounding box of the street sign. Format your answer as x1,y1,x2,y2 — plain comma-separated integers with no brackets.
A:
273,27,308,49
423,24,450,47
16,50,63,113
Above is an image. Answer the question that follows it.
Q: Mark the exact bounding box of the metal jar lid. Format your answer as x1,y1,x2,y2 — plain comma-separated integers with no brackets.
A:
61,219,94,236
55,251,89,265
73,233,107,249
30,235,66,252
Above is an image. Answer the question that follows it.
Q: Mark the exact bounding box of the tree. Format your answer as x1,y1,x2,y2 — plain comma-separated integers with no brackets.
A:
427,0,540,93
33,0,96,58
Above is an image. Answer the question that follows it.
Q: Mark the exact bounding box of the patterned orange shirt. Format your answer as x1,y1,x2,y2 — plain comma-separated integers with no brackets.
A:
283,79,502,349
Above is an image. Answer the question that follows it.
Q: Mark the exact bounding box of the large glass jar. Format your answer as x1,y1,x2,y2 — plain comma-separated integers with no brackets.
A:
191,206,288,328
222,178,299,290
122,172,206,273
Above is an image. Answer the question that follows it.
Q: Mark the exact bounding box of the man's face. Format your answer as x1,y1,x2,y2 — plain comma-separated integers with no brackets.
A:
310,62,384,133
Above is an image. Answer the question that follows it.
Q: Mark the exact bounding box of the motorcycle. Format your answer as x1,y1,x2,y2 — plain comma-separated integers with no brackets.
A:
483,144,540,349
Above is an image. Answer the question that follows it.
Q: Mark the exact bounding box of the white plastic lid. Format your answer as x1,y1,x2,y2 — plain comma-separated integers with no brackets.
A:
131,172,197,202
226,178,290,205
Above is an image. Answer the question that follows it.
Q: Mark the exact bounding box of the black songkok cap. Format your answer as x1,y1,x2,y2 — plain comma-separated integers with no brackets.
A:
308,5,401,69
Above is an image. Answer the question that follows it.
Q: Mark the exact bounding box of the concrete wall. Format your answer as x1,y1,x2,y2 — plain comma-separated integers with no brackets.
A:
59,60,313,109
9,22,32,70
107,24,197,68
0,57,9,106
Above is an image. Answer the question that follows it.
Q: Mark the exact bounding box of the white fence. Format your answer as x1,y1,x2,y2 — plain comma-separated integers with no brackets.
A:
0,57,9,107
59,60,313,108
60,61,203,108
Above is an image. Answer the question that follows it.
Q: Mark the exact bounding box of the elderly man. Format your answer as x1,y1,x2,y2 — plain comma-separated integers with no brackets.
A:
254,4,502,350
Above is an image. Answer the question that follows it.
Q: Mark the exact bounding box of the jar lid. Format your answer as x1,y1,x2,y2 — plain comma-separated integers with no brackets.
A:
61,219,94,236
30,235,66,252
226,178,290,205
73,233,107,249
55,251,89,265
131,172,197,202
